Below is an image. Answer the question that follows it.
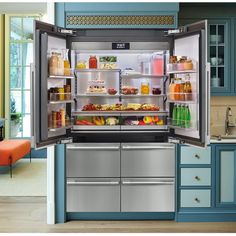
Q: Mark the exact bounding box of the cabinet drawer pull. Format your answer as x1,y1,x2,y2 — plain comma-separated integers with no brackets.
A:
195,176,200,181
194,198,200,203
195,154,200,159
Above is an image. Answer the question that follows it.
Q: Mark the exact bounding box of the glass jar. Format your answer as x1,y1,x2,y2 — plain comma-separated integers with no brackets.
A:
49,52,58,75
76,60,86,69
89,55,97,69
141,81,150,95
152,85,162,95
57,53,64,75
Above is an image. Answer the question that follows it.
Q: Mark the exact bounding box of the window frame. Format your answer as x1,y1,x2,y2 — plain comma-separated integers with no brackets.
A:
5,14,41,139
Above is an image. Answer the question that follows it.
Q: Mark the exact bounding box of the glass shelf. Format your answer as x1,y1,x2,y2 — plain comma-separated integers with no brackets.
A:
121,74,167,79
48,100,74,105
48,75,74,79
75,69,120,73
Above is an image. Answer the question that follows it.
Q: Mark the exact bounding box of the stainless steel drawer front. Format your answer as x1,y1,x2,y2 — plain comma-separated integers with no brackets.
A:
121,178,175,212
121,143,175,177
66,143,120,178
67,178,120,212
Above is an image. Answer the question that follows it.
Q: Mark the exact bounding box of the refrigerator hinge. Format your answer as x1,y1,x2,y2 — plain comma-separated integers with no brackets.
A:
57,137,73,144
168,137,185,144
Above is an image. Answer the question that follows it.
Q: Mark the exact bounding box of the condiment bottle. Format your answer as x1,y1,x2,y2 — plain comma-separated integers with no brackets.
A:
58,87,65,101
174,78,181,101
49,51,58,75
168,79,175,100
141,81,150,95
57,52,64,75
63,49,71,76
60,108,66,127
179,79,185,101
89,56,97,69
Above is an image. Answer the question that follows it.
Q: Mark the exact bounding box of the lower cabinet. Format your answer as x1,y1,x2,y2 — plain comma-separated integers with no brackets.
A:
215,145,236,208
177,144,236,222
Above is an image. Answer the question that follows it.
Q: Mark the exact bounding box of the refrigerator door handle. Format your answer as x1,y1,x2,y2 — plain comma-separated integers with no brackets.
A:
67,146,120,151
67,181,120,186
122,180,175,185
30,63,35,141
121,146,174,150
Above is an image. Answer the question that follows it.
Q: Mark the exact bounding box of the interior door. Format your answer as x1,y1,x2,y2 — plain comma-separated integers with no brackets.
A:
32,20,73,148
168,20,210,147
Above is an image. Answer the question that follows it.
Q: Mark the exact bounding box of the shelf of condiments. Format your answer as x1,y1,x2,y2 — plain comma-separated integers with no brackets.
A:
48,85,71,101
170,104,193,129
48,108,71,130
167,56,195,73
76,56,117,70
49,49,72,76
168,76,193,102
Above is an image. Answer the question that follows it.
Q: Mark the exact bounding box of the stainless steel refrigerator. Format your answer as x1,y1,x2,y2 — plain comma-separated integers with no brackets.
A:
31,20,210,149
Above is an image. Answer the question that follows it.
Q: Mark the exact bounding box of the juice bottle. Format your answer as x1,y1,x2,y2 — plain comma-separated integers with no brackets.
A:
49,51,58,75
179,80,185,101
174,78,181,101
57,52,64,75
176,105,181,127
63,49,71,76
185,105,191,128
180,105,185,127
172,104,177,126
169,79,175,100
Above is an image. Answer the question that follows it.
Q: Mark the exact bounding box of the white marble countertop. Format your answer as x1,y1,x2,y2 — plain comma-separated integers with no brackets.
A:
210,139,236,143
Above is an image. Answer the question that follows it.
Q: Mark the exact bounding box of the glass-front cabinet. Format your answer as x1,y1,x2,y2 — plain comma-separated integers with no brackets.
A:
215,145,236,208
209,19,231,94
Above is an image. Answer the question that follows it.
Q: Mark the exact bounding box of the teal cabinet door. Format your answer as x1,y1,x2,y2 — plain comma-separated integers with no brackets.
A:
209,19,232,95
215,145,236,208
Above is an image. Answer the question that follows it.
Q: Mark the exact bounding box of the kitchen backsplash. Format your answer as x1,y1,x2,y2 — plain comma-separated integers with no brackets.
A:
211,96,236,135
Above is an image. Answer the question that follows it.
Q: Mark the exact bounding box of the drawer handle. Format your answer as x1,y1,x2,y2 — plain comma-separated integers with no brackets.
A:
195,176,200,181
122,146,174,150
194,198,200,203
67,146,120,151
195,154,200,159
67,181,120,186
122,180,175,185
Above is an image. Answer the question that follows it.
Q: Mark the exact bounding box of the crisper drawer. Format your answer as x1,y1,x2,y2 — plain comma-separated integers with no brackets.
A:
180,189,211,208
121,143,175,177
181,168,211,186
66,143,120,177
121,178,175,212
67,178,120,212
180,146,211,165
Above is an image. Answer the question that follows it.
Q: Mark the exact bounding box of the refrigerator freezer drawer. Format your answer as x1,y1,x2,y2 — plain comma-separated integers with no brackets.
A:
121,178,175,212
67,178,120,212
66,143,120,177
121,143,175,177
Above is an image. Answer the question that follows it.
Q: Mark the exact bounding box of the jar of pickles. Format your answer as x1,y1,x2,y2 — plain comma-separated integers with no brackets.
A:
89,56,97,69
141,81,150,95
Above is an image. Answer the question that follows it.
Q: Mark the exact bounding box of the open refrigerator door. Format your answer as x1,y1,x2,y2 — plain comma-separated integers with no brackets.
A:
167,20,210,147
32,20,74,148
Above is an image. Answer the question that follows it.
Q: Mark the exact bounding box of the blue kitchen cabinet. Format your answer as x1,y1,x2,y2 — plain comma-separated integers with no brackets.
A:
177,144,236,222
55,3,179,29
215,144,236,208
209,19,233,95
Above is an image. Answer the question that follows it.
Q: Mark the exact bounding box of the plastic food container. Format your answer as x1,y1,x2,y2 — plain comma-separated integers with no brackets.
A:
152,85,162,95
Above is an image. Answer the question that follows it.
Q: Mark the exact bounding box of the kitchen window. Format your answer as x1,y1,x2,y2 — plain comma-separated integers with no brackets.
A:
5,15,40,138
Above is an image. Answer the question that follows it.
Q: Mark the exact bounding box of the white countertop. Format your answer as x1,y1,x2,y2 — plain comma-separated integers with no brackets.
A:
210,139,236,143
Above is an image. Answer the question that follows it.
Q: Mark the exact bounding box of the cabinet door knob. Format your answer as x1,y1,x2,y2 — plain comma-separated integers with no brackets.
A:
194,198,200,203
195,154,200,159
195,176,200,181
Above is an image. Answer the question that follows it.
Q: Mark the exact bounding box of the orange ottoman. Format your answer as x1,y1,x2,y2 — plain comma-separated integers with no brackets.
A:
0,140,31,177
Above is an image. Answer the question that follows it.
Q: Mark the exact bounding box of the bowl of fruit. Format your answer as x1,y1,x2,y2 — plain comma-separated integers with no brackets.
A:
107,88,117,95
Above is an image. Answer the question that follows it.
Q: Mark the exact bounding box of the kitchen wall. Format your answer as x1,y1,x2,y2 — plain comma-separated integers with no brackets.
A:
211,97,236,135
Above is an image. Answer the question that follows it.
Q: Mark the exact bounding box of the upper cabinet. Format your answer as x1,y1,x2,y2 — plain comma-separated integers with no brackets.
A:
179,3,236,96
209,19,232,95
55,3,179,29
